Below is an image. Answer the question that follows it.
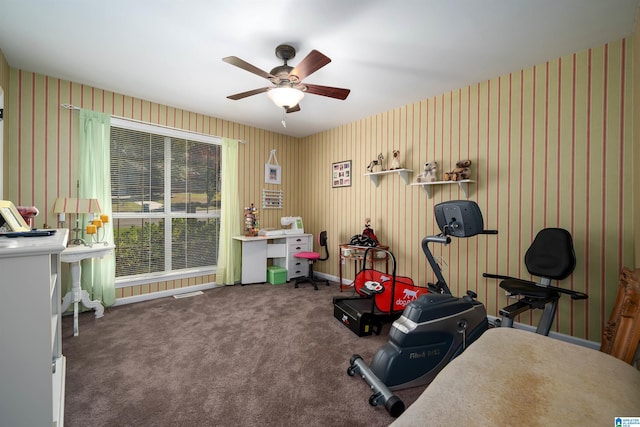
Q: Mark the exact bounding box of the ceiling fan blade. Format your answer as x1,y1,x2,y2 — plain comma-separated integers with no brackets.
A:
222,56,276,81
286,104,301,113
289,50,331,81
304,84,351,100
227,87,271,100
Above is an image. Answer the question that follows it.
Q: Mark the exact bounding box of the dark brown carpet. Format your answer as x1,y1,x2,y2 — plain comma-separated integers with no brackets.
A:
62,282,423,427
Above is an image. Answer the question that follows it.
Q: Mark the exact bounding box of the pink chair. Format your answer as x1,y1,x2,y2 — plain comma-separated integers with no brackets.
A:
294,231,329,290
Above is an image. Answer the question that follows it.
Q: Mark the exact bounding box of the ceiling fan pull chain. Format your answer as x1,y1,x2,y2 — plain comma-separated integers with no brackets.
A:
281,108,287,128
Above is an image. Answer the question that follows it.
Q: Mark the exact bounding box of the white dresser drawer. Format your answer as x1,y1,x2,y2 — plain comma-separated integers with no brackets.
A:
288,241,309,254
287,235,309,245
288,258,309,279
286,235,311,279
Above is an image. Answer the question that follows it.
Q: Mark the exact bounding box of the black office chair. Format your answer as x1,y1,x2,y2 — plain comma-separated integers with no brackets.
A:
484,228,588,335
294,231,330,290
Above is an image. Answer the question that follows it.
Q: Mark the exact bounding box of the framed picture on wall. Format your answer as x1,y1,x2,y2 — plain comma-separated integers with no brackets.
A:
332,160,352,188
265,164,281,185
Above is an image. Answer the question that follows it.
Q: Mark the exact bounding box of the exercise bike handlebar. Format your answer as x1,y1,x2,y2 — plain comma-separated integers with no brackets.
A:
424,235,451,244
481,230,499,235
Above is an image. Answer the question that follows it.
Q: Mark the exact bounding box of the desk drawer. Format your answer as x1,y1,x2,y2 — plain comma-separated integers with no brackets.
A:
288,241,310,279
288,256,309,279
288,235,309,245
288,241,309,254
280,235,312,280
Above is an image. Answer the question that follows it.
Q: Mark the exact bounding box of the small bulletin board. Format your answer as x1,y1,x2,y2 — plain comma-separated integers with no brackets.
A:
332,160,352,188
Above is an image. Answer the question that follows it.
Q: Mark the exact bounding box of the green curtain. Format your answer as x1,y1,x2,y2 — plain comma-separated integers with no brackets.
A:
78,109,116,306
216,138,241,285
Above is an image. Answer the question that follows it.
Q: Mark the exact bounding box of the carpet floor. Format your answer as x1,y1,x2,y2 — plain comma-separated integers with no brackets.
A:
62,282,423,427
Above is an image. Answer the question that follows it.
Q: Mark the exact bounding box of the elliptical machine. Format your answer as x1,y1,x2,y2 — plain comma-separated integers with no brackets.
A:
347,200,496,417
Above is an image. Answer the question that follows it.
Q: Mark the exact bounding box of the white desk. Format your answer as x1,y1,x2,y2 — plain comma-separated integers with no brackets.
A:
233,234,312,284
61,243,115,336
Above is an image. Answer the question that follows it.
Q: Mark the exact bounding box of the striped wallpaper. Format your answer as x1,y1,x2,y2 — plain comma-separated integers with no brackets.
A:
1,35,636,341
301,39,633,341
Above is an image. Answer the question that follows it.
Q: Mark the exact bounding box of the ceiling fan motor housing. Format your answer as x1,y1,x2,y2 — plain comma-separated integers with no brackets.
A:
275,44,296,61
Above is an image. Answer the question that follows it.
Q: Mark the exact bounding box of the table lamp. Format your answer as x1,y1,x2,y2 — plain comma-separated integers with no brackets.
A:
53,197,106,246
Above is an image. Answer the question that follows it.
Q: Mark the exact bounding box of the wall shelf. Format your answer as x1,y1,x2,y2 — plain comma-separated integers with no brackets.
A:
364,168,412,187
410,179,475,198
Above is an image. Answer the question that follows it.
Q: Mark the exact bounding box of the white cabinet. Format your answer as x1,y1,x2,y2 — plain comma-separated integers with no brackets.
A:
0,229,69,427
273,234,311,280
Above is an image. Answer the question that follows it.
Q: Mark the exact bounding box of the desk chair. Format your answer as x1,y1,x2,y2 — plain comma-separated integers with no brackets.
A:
484,228,587,335
294,231,330,290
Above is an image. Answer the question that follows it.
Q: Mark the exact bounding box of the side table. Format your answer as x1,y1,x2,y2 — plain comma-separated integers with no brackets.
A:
61,243,115,336
338,244,389,291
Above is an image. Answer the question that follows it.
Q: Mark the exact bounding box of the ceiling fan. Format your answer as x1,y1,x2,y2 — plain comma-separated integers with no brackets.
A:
222,44,350,114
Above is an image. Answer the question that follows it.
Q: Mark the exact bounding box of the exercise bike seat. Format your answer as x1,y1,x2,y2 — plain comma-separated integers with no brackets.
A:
502,227,576,291
499,280,560,300
484,228,585,335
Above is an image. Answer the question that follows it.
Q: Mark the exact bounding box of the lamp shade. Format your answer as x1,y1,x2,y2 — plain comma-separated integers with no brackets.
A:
53,197,102,214
267,87,304,108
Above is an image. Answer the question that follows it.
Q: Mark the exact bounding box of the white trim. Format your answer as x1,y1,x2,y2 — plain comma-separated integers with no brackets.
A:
110,116,222,145
113,282,224,306
164,136,172,271
115,266,217,288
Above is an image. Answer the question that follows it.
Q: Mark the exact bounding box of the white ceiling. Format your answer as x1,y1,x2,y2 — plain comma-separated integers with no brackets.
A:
0,0,638,138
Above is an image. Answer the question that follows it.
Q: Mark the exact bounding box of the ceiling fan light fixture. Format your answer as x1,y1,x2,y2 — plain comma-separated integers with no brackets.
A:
268,87,304,109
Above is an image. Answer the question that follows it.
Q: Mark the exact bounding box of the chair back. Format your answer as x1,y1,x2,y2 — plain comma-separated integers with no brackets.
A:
318,231,329,261
524,228,576,280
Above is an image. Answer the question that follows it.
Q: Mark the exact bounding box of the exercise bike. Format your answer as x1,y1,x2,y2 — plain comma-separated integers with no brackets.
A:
347,200,496,417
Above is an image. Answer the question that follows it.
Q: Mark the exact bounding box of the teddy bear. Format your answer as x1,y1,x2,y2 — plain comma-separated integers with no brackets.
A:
389,150,401,170
444,159,472,181
416,161,437,183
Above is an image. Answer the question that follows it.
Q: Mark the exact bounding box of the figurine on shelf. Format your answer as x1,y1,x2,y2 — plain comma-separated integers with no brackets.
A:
416,161,438,183
367,153,385,172
389,150,402,170
444,159,472,181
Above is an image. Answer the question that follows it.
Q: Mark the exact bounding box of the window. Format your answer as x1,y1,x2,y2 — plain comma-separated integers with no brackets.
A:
110,119,221,280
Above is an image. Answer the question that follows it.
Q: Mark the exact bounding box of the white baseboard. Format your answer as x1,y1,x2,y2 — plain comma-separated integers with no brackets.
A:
113,282,223,306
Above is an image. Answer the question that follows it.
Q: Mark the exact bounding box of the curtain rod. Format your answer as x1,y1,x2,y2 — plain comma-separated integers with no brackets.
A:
60,103,246,144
